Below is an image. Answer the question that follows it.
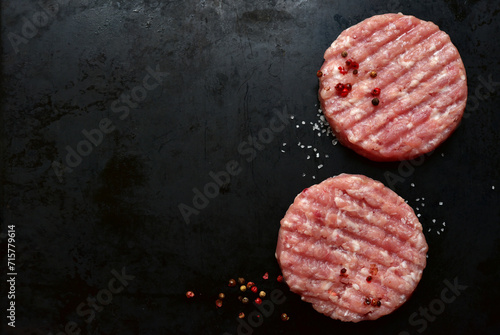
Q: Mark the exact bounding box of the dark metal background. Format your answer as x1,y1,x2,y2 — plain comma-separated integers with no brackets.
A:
2,0,500,334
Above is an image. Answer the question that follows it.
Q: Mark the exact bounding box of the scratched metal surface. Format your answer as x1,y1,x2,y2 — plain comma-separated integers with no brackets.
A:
1,0,500,334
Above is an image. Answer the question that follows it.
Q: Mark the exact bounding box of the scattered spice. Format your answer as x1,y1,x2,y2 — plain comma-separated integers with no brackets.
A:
186,291,195,298
341,51,348,57
340,88,349,97
254,298,262,305
371,298,382,307
251,286,258,293
369,264,378,276
338,66,348,75
277,275,283,283
346,59,352,67
340,268,347,274
353,69,358,75
364,298,371,305
259,291,266,298
372,98,380,106
366,276,373,283
228,279,236,287
218,293,225,299
317,70,323,78
345,83,352,91
376,300,382,307
335,83,345,92
351,61,359,70
240,285,247,292
246,281,255,289
262,272,269,280
238,312,245,319
281,313,290,321
238,277,245,285
370,70,377,78
238,295,243,301
372,88,381,96
215,299,223,308
242,297,249,304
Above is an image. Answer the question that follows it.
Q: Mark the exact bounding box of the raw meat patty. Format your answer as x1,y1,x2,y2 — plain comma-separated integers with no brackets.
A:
275,174,428,322
318,13,467,161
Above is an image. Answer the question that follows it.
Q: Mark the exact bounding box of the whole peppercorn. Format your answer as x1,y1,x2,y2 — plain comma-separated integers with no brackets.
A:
228,279,236,287
246,281,255,289
242,297,249,304
372,98,380,106
251,286,258,293
215,299,223,308
218,293,225,299
237,277,245,285
254,298,262,305
340,268,347,274
372,88,381,96
340,88,349,97
281,313,290,321
370,70,377,78
345,83,352,91
353,69,358,75
341,51,348,57
277,275,284,283
259,291,266,298
366,276,373,283
240,285,247,292
238,312,245,319
186,291,195,298
317,70,323,77
335,83,345,92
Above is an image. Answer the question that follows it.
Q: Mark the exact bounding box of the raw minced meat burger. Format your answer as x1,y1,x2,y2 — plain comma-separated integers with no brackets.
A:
318,13,467,161
275,174,428,322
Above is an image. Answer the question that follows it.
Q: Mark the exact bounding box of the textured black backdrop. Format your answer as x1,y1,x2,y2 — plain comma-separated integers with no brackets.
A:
2,0,500,334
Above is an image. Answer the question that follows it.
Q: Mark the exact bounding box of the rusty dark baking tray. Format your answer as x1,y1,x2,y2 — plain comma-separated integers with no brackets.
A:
2,0,500,334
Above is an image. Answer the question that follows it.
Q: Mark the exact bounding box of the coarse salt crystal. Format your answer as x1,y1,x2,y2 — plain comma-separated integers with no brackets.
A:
318,164,324,169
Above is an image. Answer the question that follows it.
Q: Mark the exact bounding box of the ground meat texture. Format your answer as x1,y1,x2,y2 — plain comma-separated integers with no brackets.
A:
275,174,428,322
318,14,467,161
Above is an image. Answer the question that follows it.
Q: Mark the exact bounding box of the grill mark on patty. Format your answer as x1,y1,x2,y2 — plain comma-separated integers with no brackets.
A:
281,227,423,291
329,29,447,132
336,31,450,132
367,54,462,147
